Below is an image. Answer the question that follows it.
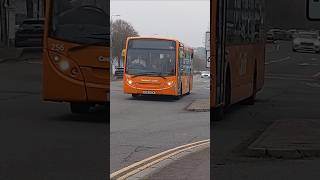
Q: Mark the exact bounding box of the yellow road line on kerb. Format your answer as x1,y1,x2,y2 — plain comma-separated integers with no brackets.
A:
110,139,210,180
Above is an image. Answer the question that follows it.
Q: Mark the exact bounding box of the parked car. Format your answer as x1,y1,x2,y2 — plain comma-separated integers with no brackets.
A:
266,31,276,43
15,18,44,47
201,71,210,78
292,31,320,53
287,29,297,39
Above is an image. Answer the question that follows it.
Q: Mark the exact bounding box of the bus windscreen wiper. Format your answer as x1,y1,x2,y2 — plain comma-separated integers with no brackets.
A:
131,72,167,79
144,72,167,79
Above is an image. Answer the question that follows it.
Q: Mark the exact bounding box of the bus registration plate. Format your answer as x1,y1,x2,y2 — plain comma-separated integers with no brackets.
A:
143,90,156,94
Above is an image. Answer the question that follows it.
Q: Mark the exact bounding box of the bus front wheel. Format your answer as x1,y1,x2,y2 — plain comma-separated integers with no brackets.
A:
70,103,92,114
132,94,139,98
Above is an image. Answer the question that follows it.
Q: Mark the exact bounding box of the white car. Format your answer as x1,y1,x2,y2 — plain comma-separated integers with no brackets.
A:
201,71,210,78
292,31,320,53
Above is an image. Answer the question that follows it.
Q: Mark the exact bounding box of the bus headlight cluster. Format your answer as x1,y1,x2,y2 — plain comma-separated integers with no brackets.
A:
58,60,70,71
128,80,133,85
167,81,174,86
49,52,83,81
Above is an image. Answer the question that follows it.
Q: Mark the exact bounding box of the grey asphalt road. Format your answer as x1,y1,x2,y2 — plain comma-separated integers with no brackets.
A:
110,75,210,172
212,41,320,180
0,54,107,180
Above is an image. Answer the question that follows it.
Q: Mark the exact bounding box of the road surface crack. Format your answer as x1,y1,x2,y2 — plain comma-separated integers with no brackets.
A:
122,145,157,163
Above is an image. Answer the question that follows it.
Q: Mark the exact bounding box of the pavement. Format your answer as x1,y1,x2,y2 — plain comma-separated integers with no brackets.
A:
186,99,210,112
0,47,23,62
0,47,42,63
246,118,320,159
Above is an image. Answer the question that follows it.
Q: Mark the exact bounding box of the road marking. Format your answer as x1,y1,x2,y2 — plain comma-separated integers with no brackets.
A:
265,75,316,82
23,60,42,64
265,56,290,65
110,139,210,180
298,63,318,66
312,72,320,79
305,82,320,88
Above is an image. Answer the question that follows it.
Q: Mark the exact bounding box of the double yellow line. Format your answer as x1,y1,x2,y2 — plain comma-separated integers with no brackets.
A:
110,139,210,180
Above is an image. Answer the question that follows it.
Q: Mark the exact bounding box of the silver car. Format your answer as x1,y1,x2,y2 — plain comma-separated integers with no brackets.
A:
292,32,320,53
201,71,210,78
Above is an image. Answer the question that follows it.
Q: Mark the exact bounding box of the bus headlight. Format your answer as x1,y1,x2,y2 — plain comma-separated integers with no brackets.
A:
58,60,70,71
167,81,174,86
49,52,83,81
128,80,133,85
53,55,60,62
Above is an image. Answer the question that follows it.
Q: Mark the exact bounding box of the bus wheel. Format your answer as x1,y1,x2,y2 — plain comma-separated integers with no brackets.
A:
132,94,139,98
70,103,92,114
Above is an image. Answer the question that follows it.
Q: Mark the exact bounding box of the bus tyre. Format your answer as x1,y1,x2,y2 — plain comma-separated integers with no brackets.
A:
70,103,92,114
211,107,224,121
132,94,139,98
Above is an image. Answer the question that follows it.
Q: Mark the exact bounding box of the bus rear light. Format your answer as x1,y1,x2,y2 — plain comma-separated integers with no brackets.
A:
49,52,83,81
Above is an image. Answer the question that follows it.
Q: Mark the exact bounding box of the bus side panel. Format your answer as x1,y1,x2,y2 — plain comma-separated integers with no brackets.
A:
42,50,87,102
227,44,258,104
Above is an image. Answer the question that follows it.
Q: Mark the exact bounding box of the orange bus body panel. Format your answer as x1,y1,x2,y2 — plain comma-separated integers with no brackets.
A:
42,0,109,104
210,0,265,109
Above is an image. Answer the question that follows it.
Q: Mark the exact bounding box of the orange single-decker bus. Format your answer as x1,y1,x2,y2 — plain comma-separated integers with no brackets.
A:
123,37,194,98
42,0,109,113
211,0,266,120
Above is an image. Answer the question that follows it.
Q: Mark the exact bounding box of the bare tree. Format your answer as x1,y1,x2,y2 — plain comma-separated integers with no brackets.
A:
111,19,139,67
193,54,207,71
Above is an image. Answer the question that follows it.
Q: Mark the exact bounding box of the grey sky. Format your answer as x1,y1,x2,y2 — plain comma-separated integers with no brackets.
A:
111,0,210,47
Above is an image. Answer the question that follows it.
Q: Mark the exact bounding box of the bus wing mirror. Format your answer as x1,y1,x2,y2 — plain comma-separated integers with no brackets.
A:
307,0,320,20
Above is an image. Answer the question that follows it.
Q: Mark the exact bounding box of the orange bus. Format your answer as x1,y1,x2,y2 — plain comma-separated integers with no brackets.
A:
42,0,109,113
123,37,194,98
210,0,265,120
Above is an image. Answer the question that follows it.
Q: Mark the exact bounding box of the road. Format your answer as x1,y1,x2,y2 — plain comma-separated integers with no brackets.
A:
110,75,210,172
212,41,320,179
0,53,107,180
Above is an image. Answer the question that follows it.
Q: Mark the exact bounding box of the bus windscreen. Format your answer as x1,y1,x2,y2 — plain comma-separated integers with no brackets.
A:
126,40,176,76
49,0,109,45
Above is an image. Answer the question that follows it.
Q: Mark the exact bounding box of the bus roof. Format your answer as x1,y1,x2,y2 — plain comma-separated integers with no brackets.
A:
127,36,193,50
